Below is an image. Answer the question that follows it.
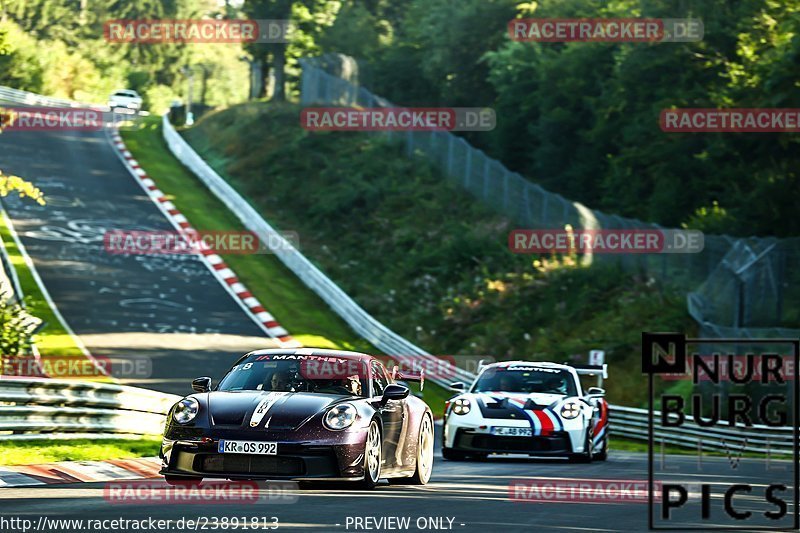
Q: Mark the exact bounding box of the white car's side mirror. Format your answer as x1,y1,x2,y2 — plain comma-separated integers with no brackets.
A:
449,382,466,391
587,387,605,396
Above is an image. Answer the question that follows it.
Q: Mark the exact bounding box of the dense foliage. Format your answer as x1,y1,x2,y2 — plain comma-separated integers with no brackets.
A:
0,292,34,355
3,0,796,236
316,0,800,237
0,0,248,109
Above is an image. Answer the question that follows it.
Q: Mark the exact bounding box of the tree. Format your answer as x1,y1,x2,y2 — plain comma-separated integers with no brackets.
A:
243,0,340,101
0,170,46,205
0,293,37,356
243,0,294,100
0,169,45,356
0,24,8,54
482,0,800,236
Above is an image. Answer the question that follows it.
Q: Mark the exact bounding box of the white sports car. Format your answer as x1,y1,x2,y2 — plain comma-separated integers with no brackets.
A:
442,361,608,462
108,89,142,111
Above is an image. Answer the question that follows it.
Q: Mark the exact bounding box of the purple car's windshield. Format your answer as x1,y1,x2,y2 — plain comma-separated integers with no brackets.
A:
472,366,577,396
216,356,369,397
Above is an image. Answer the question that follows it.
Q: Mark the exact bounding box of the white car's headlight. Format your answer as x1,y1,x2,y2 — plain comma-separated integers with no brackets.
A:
173,398,199,424
560,401,581,420
324,403,357,430
452,398,471,415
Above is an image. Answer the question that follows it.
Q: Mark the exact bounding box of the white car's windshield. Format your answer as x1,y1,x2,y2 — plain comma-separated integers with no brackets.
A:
473,366,577,396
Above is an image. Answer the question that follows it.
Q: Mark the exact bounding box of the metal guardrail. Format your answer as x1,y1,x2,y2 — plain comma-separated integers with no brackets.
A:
0,86,103,108
610,405,793,455
0,378,180,440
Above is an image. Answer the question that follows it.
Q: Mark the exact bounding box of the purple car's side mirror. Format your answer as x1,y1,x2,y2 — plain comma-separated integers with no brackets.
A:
192,377,212,393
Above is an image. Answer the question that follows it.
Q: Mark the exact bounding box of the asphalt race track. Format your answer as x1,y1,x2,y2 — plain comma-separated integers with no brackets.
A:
0,114,277,394
1,440,795,532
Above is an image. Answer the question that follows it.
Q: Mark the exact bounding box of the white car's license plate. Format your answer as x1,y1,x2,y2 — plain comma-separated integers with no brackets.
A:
218,440,277,455
491,426,533,437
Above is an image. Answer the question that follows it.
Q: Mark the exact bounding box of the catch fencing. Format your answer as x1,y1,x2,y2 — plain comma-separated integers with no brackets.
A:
0,378,178,440
298,54,800,343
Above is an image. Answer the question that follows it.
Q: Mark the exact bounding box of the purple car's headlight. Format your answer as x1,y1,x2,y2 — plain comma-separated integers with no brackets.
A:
173,398,199,424
324,403,357,430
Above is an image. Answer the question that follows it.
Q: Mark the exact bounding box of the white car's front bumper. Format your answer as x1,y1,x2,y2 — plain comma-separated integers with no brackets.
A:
443,410,590,456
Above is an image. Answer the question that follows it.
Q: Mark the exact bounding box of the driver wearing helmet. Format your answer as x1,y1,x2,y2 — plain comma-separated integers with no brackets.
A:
343,374,362,396
270,371,290,391
544,375,567,394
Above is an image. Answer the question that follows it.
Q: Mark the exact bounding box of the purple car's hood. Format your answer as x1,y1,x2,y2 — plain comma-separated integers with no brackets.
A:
207,390,344,430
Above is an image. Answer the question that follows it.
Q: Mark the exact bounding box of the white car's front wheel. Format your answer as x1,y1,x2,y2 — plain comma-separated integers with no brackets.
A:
595,435,608,461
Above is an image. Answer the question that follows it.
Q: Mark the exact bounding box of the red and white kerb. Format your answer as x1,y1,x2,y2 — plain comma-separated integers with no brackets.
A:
108,130,300,348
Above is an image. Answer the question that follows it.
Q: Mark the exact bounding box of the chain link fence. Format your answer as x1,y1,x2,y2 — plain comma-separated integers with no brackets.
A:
689,237,800,339
299,54,799,340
